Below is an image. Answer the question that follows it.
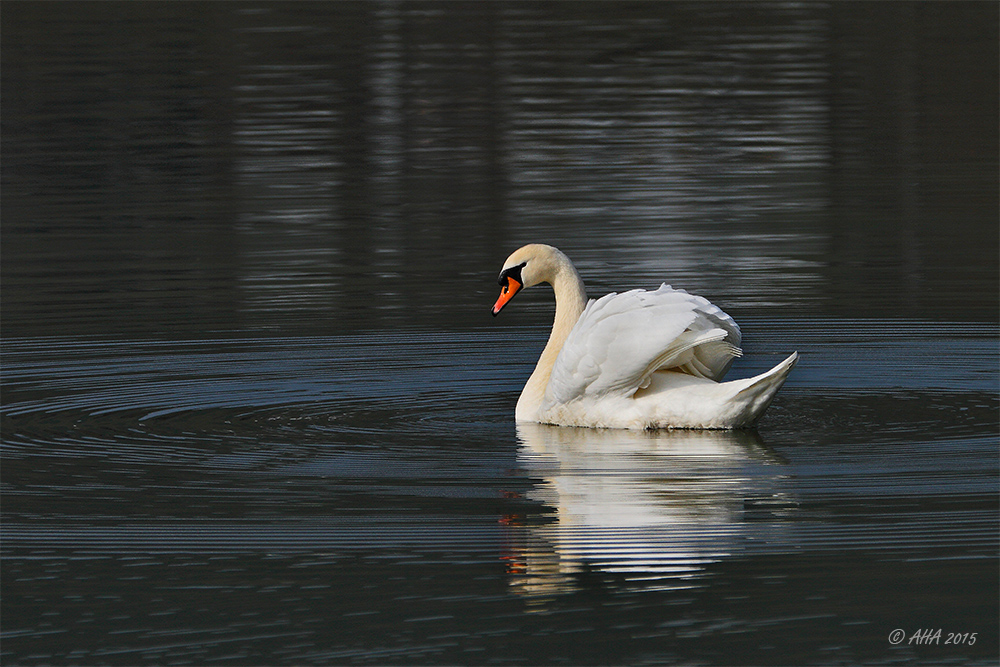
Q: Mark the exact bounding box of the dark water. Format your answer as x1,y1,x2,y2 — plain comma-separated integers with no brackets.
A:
2,3,998,665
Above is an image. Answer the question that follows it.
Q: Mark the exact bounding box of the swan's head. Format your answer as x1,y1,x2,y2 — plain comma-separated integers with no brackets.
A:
492,244,564,316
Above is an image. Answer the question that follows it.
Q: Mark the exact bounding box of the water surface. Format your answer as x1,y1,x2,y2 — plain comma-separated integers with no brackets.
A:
2,3,998,665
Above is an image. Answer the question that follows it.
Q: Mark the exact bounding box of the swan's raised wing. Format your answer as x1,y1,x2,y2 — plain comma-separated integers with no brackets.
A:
543,285,742,405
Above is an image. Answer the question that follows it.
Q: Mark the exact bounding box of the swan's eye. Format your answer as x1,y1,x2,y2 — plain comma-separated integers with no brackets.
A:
498,262,526,288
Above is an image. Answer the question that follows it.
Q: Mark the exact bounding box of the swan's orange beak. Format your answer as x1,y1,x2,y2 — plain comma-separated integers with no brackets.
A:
492,277,522,316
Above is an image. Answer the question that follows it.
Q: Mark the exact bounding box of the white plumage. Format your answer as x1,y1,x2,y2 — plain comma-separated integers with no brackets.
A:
492,244,797,429
547,285,741,402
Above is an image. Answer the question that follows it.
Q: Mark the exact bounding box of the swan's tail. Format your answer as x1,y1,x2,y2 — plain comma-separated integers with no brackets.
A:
732,352,799,427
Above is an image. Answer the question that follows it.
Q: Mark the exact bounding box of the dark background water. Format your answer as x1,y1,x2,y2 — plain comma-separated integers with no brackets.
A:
2,2,998,665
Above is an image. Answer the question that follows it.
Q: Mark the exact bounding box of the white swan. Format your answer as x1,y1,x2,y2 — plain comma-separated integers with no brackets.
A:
491,244,798,429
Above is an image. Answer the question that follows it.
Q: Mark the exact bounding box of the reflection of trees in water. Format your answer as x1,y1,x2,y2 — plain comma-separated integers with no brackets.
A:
2,3,995,337
503,423,796,601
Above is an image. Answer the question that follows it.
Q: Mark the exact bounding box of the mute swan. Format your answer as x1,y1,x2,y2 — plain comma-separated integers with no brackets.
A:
491,244,797,429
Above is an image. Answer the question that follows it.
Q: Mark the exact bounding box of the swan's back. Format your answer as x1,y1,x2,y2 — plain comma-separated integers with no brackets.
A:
543,284,742,407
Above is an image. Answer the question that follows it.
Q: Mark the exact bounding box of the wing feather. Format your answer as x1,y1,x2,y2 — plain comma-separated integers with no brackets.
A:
543,285,742,407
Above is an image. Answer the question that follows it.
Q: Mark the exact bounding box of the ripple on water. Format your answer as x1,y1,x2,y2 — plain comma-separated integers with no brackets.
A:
1,321,996,565
1,330,521,441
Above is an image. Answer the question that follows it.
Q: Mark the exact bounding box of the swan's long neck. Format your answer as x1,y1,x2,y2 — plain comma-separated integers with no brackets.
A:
515,256,587,421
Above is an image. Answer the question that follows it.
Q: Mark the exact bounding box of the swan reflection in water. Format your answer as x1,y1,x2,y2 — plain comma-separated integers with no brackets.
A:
503,423,796,599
